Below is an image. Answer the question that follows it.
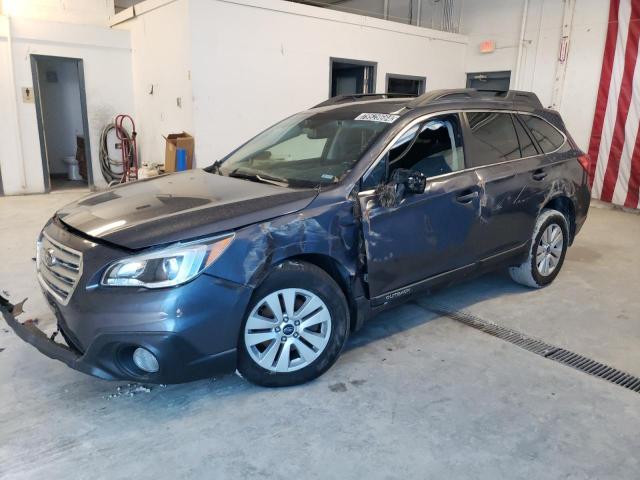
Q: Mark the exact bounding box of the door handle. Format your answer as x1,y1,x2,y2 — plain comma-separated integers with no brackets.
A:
532,169,547,181
455,190,478,204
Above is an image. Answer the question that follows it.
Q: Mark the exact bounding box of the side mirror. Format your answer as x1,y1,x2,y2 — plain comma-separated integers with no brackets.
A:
391,168,426,195
375,169,426,208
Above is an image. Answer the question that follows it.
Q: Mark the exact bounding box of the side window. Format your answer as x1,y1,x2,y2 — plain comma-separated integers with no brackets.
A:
465,112,521,166
361,157,386,190
388,114,465,178
519,115,565,153
513,115,539,157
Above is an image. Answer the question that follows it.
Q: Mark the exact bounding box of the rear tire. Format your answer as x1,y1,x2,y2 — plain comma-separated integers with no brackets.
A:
237,261,349,387
509,209,569,288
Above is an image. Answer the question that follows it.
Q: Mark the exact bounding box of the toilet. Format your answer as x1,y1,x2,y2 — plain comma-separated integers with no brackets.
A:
63,156,82,181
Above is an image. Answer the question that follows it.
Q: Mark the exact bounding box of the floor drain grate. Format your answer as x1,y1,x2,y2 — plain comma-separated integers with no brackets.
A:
424,304,640,394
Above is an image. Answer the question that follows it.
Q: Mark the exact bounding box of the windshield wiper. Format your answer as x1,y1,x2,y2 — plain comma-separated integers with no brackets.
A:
206,160,223,175
228,169,289,187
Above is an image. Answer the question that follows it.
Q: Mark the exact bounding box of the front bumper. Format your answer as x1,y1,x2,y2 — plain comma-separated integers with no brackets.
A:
3,219,254,384
2,292,240,383
1,297,115,379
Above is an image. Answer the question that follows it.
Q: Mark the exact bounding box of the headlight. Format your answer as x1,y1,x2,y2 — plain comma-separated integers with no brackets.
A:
101,234,234,288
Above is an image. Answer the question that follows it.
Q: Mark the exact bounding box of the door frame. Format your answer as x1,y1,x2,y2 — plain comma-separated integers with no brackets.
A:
30,54,94,192
357,110,483,299
385,73,426,95
329,57,377,98
465,70,511,90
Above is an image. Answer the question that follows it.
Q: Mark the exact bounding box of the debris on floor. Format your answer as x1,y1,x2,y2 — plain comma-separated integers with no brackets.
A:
105,383,153,400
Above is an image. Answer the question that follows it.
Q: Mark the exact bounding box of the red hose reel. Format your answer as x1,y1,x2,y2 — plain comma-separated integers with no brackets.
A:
115,114,138,183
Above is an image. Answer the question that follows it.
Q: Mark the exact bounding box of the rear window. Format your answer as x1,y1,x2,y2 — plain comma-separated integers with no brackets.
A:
519,115,565,153
513,116,539,157
465,112,521,166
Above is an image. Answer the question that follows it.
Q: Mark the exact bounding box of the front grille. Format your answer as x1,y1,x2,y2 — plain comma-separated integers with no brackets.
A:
36,232,83,305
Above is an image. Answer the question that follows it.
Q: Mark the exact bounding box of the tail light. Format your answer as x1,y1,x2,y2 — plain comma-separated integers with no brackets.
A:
577,154,590,172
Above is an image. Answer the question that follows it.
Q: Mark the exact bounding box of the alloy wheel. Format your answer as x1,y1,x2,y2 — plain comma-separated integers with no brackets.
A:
244,288,332,373
536,223,564,276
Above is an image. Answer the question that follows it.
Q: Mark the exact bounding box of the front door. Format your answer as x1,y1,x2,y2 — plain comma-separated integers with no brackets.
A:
358,113,482,299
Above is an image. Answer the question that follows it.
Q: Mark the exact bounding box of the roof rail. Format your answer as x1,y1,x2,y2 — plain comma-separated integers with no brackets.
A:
407,88,543,109
312,93,417,109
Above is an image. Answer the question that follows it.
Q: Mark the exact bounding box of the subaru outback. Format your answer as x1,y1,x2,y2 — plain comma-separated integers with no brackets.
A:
1,89,590,387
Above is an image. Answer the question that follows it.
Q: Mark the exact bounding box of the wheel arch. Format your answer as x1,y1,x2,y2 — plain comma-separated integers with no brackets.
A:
283,253,360,332
542,195,576,244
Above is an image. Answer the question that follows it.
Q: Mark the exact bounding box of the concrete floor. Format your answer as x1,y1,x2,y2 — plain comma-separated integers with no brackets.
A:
0,192,639,479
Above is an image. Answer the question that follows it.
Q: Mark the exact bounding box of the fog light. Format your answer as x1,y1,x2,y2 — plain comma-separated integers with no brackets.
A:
132,347,159,373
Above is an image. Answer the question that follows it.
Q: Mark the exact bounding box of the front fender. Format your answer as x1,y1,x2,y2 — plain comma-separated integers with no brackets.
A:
207,200,360,287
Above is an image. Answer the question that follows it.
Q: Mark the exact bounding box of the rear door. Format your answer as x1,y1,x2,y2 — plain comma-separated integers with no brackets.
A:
359,113,482,299
462,111,534,259
510,113,571,238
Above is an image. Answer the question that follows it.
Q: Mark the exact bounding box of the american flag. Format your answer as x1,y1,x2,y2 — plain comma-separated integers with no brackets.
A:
588,0,640,208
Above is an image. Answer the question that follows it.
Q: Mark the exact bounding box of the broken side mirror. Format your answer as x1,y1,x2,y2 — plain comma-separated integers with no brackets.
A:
391,168,426,195
375,168,426,208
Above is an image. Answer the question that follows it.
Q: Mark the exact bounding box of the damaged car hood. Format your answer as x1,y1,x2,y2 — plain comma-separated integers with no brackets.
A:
56,169,318,249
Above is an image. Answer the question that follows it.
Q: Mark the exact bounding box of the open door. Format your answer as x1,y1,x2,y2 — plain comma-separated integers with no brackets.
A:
466,71,511,91
330,58,376,97
31,55,93,192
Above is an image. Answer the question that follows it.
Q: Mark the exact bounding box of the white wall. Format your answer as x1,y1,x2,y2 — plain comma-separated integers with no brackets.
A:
189,0,468,165
115,0,193,165
461,0,564,105
37,57,84,174
460,0,610,151
0,17,134,194
1,0,115,26
0,21,19,194
558,0,610,151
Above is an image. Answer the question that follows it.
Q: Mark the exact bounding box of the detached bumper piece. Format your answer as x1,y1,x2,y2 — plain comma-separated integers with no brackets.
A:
0,294,114,380
1,293,237,383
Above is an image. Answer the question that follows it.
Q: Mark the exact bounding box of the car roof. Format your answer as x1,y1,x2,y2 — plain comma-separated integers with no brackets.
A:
310,89,544,117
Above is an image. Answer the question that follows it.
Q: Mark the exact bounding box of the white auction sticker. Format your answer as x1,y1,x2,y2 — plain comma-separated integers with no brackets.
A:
355,113,400,123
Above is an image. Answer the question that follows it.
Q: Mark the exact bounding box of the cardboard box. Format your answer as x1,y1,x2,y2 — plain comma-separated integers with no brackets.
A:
164,132,194,172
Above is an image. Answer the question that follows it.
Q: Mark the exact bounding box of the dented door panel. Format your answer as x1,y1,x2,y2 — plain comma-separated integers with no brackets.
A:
359,171,481,298
473,159,543,258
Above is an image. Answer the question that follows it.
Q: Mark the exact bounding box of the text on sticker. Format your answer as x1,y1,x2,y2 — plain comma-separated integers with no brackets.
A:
355,113,400,123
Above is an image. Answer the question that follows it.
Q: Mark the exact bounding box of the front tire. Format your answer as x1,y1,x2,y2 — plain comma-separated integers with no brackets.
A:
509,209,569,288
237,261,349,387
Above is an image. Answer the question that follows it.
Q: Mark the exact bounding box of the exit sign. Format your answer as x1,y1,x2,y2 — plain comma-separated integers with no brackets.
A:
479,40,496,53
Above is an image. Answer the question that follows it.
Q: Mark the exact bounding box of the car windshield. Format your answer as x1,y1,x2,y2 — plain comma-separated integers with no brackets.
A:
213,110,393,188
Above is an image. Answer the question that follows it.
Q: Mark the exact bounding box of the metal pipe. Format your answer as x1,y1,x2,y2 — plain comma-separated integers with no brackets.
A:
514,0,529,90
6,15,27,190
551,0,576,109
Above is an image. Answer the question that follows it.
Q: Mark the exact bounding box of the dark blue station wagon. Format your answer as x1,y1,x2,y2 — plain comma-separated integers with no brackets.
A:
2,89,591,387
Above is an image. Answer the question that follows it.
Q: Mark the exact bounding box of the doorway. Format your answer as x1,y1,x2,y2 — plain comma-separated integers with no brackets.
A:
330,58,376,97
386,74,426,95
31,55,92,192
466,70,511,91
